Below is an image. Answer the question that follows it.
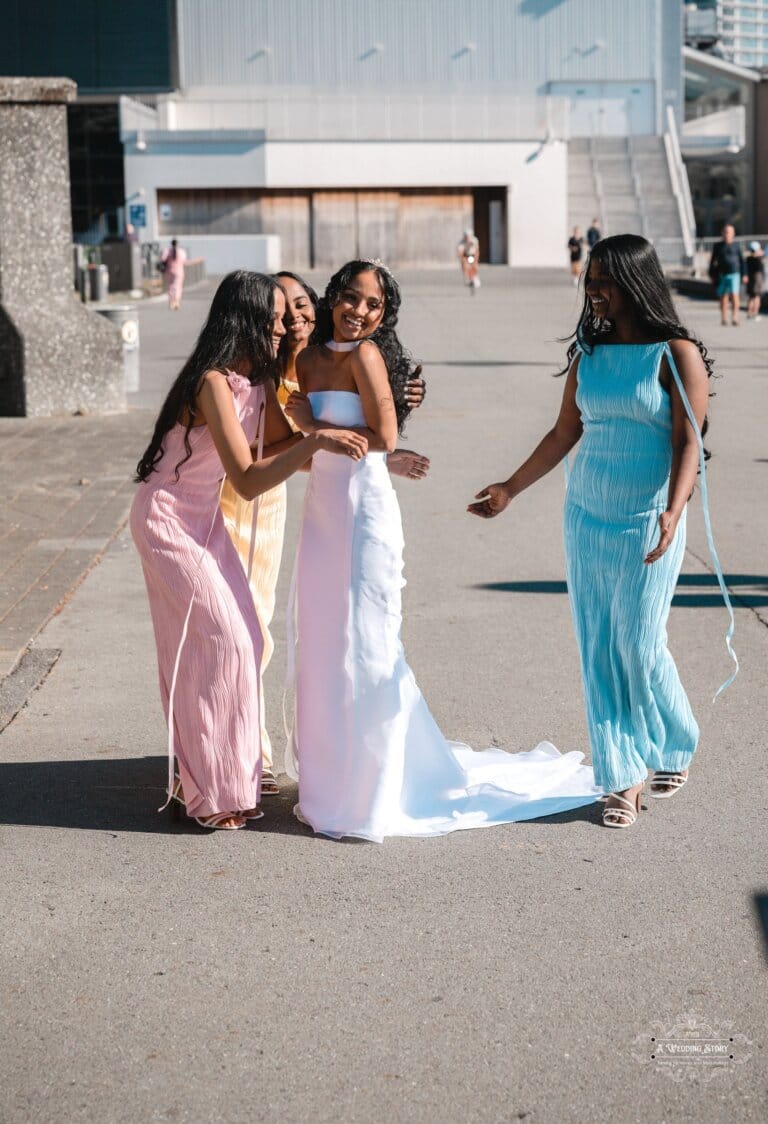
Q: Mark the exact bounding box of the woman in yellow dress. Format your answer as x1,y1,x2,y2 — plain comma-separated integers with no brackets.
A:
220,270,429,794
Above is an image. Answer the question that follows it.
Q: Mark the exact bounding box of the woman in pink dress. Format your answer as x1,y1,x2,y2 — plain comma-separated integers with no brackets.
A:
161,239,187,309
130,271,367,830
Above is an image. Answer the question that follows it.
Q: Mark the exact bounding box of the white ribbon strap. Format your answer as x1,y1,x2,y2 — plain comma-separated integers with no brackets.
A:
664,343,739,699
160,478,225,811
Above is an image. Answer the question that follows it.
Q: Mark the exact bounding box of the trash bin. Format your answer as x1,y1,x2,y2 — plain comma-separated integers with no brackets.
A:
95,304,140,392
88,263,110,302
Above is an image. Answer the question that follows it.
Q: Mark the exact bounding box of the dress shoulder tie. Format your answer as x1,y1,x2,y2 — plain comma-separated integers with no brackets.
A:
663,342,738,698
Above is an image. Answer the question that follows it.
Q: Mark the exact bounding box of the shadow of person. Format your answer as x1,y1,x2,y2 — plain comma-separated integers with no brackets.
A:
0,756,306,837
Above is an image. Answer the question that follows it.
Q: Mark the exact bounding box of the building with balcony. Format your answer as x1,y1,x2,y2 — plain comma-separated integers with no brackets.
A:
685,1,768,69
4,0,694,268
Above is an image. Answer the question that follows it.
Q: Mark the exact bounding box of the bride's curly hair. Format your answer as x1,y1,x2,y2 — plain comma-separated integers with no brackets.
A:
561,233,714,454
311,260,418,433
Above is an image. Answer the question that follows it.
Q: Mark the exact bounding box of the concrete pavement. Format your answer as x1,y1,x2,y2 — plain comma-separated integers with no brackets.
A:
1,268,766,1123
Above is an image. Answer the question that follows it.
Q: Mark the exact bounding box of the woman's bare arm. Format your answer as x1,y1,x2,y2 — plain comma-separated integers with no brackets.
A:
645,339,709,564
196,372,367,500
286,342,398,453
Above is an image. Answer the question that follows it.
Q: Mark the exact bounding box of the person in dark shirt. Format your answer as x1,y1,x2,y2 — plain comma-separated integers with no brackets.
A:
587,219,601,249
568,227,585,286
708,224,746,326
745,241,765,321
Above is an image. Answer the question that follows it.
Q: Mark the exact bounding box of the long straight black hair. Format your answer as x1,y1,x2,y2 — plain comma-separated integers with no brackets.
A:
564,234,714,379
135,270,281,482
311,260,418,433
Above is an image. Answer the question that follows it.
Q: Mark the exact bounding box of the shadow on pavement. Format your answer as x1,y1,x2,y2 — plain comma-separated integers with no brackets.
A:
0,755,307,837
473,573,768,608
422,359,555,368
0,757,604,835
753,893,768,962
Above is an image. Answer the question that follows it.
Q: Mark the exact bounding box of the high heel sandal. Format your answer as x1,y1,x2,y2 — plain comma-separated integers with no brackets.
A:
649,771,688,799
170,777,246,829
261,769,280,797
602,787,644,829
169,775,185,822
193,812,246,831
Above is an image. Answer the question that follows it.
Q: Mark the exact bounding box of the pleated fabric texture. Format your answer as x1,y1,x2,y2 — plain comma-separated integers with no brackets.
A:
130,374,265,818
564,343,699,793
219,378,298,771
286,390,601,842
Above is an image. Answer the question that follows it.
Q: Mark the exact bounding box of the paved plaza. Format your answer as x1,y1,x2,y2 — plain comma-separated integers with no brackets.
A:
1,269,766,1122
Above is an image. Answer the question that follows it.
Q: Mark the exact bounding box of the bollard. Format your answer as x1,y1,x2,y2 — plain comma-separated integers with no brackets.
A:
94,305,140,392
88,263,110,302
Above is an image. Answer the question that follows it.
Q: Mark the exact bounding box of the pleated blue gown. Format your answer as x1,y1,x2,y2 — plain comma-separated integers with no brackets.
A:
564,342,699,793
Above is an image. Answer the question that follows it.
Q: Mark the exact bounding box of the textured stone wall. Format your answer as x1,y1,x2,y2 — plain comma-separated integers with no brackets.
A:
0,77,124,416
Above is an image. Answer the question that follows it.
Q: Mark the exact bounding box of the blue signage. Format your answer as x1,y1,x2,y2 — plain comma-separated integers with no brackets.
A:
129,203,147,227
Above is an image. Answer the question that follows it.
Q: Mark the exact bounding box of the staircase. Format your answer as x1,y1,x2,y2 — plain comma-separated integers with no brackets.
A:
568,136,688,265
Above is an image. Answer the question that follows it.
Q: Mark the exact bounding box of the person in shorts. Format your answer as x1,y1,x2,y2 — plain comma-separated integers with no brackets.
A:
708,224,746,326
745,241,765,321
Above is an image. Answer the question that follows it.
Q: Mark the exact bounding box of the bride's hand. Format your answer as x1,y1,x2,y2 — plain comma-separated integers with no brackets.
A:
284,392,316,432
467,482,512,518
314,428,368,460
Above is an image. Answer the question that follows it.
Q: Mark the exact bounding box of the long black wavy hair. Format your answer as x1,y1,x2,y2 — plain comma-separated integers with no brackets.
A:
135,270,281,482
273,270,319,375
562,234,714,448
311,260,418,433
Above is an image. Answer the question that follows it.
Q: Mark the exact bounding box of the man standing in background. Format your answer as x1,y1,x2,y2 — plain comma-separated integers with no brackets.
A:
709,223,746,326
586,218,601,249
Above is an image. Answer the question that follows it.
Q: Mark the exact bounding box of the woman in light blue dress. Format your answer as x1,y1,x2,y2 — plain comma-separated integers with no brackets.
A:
471,235,736,828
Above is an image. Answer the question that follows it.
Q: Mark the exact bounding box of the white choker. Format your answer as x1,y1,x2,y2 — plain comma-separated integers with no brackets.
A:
325,339,361,352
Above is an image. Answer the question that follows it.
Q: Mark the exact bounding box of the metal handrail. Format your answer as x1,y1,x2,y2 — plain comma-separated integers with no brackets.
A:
627,133,650,241
664,105,696,259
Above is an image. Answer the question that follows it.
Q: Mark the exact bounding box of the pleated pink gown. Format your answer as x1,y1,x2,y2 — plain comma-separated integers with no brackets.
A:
130,373,265,818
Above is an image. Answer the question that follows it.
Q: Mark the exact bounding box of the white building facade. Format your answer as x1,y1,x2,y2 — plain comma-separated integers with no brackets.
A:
123,0,685,270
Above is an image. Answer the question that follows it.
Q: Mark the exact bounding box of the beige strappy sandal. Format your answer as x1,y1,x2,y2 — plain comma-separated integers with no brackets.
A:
650,771,688,799
602,787,644,829
194,812,246,831
261,768,280,796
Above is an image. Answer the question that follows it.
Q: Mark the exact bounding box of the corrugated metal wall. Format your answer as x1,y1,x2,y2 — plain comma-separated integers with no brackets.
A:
177,0,677,94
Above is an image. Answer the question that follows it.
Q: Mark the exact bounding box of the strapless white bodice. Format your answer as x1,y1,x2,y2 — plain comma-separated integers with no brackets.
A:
307,389,365,426
307,390,387,471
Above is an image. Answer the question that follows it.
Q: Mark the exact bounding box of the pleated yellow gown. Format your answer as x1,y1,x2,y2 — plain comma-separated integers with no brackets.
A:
219,379,297,773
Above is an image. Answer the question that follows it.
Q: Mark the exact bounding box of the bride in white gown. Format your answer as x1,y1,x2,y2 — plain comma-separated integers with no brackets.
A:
284,260,600,842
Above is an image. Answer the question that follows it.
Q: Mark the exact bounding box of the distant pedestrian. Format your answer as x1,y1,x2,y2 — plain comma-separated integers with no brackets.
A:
568,227,585,285
160,238,188,310
457,229,480,292
708,224,745,326
586,218,601,249
745,241,764,321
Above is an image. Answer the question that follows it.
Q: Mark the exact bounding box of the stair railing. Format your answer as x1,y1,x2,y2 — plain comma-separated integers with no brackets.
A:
663,104,695,262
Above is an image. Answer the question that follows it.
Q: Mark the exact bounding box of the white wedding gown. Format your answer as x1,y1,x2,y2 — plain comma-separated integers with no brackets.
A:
285,390,601,842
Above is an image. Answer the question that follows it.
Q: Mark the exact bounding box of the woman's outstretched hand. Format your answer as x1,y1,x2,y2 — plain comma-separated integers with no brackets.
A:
284,391,316,432
644,510,679,565
314,429,368,460
467,483,512,518
388,449,430,480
